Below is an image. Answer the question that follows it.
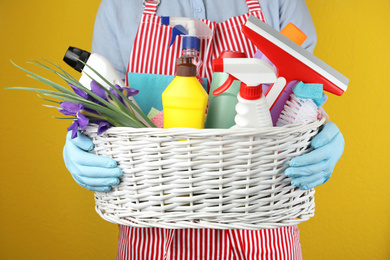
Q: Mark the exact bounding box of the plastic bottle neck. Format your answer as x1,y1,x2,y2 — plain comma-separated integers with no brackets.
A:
239,84,263,100
176,57,197,77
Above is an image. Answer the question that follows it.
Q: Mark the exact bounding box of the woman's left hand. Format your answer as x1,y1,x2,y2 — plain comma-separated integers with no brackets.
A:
285,122,345,190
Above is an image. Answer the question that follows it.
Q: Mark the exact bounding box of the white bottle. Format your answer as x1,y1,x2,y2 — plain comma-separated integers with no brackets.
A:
63,46,151,127
235,85,273,128
63,46,125,90
212,57,277,128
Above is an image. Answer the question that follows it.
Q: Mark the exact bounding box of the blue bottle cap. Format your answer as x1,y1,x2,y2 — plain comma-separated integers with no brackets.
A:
161,16,170,25
183,36,200,51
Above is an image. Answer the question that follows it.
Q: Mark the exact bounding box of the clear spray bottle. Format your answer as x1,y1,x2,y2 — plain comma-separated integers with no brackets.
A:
161,16,212,80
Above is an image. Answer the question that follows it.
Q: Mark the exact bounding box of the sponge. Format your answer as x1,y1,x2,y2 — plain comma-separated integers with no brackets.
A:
292,81,324,106
147,107,161,119
151,111,164,128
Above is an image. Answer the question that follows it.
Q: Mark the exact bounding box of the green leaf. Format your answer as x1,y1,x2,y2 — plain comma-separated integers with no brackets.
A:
9,59,148,129
53,117,76,120
11,61,77,97
41,59,78,81
81,61,156,128
81,70,138,117
42,104,61,109
7,86,136,126
43,93,143,128
55,72,145,127
37,94,61,104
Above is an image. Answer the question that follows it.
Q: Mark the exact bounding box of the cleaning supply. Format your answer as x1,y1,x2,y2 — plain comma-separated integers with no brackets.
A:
147,107,164,128
276,82,324,126
254,22,308,125
151,111,164,128
212,57,277,128
63,46,152,127
161,16,212,81
242,15,349,111
161,16,213,49
204,51,247,129
64,46,126,91
162,57,208,129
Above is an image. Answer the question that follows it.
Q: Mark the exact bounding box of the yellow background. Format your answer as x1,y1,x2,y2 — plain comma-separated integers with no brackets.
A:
0,0,389,259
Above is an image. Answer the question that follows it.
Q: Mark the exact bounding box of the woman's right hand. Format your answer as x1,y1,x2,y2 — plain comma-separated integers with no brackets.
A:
63,131,122,192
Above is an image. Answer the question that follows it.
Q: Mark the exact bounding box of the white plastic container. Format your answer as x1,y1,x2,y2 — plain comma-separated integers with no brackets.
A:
63,46,125,90
63,46,151,126
212,57,277,128
235,89,273,128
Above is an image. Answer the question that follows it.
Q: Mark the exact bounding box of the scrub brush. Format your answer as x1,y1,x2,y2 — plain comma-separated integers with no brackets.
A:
276,82,324,126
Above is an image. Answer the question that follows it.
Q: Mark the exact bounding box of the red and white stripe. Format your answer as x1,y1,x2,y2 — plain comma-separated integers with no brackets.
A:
127,0,266,87
117,225,302,260
123,1,303,259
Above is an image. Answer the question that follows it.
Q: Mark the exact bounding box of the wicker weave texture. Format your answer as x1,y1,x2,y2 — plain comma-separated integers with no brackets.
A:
84,119,324,230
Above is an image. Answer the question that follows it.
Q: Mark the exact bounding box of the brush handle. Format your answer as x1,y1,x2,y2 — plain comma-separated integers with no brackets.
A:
265,77,287,110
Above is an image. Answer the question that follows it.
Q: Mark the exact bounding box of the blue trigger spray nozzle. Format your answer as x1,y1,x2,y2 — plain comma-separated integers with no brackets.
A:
169,25,188,47
161,16,212,49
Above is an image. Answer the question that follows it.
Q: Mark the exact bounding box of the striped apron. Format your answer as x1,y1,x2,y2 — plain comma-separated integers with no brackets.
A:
120,1,302,259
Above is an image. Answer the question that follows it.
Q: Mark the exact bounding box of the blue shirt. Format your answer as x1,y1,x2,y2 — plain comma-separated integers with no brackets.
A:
92,0,317,80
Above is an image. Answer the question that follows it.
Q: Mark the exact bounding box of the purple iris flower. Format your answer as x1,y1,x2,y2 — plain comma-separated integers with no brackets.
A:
111,84,139,99
69,84,88,99
109,85,123,102
123,87,139,97
65,80,140,139
77,112,89,130
67,120,80,139
67,113,90,139
97,121,111,135
59,101,84,116
66,107,91,139
109,84,139,109
90,80,108,100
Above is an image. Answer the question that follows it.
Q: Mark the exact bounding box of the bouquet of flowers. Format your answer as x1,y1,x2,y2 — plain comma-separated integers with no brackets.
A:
7,60,156,138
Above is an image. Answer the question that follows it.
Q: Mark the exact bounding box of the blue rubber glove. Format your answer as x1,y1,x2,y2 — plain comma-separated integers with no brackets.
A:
63,131,122,192
285,122,344,190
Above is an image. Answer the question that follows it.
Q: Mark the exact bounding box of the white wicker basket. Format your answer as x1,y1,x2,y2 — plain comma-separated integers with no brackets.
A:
84,118,324,230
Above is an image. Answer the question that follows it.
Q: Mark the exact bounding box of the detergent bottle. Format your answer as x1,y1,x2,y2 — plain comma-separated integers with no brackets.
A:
204,51,247,129
63,46,154,127
63,46,125,91
162,57,208,129
213,57,277,128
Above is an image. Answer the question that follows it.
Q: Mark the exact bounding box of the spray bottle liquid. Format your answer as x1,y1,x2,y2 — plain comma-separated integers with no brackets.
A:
162,57,208,129
204,51,246,129
213,58,277,128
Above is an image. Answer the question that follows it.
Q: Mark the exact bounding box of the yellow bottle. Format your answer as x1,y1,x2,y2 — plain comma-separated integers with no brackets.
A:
162,57,208,129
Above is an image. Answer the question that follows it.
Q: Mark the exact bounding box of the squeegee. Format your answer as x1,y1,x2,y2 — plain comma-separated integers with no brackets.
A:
242,15,349,110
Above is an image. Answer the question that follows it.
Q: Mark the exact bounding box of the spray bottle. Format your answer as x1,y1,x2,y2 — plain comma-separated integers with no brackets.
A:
161,16,212,80
212,57,277,128
162,57,208,129
204,51,247,129
63,46,151,126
